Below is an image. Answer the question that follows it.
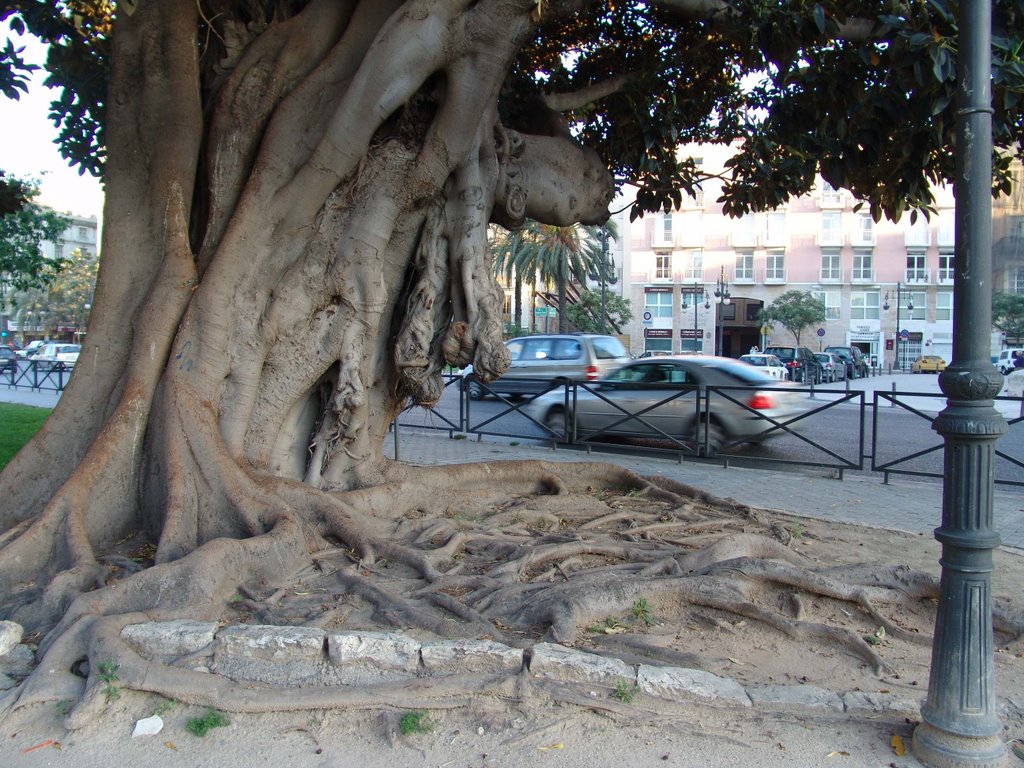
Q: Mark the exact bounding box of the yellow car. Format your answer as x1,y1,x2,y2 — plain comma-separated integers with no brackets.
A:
911,355,946,373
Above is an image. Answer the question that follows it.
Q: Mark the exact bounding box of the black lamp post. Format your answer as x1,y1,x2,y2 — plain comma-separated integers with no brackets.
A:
712,266,730,357
912,1,1007,765
680,283,702,353
883,283,914,370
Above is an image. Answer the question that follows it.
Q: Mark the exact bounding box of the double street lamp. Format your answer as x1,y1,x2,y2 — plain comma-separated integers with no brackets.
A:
680,283,703,353
883,283,914,370
706,266,731,357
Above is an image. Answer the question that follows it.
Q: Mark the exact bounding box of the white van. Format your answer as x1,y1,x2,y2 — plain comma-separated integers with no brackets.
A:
996,348,1024,375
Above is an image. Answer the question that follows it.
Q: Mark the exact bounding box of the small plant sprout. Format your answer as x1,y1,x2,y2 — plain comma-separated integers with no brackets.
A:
632,597,654,626
97,660,120,701
626,488,643,498
612,679,639,703
186,709,230,737
398,710,432,735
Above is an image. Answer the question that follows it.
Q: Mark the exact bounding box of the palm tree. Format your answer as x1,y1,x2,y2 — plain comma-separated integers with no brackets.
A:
490,220,617,334
488,225,529,333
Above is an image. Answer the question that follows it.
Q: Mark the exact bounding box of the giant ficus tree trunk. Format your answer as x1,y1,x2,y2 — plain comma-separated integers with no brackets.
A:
2,0,1020,728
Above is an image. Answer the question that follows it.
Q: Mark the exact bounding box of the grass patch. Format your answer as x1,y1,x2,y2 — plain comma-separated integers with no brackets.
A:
186,709,230,737
0,402,51,470
398,710,432,735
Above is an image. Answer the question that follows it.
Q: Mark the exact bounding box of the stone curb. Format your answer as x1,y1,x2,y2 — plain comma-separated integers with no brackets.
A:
0,619,923,717
117,621,919,716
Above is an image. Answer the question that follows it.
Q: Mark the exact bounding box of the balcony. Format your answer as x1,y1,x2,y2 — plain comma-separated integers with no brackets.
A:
905,268,931,284
937,268,955,285
850,230,876,247
816,231,845,247
850,268,875,283
763,269,788,284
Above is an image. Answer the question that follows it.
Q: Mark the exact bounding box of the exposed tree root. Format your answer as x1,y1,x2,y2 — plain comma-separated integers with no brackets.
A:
5,457,1015,730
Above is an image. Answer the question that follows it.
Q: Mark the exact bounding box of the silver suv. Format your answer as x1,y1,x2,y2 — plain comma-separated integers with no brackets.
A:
467,334,630,399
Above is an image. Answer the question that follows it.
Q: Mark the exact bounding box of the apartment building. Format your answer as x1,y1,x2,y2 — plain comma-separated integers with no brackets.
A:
609,143,1024,367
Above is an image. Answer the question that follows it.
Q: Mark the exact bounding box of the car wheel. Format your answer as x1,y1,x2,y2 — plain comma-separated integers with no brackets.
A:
692,419,726,456
468,380,485,400
544,408,569,439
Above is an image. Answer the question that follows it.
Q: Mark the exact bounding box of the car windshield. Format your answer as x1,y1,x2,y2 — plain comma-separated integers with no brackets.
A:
739,355,766,366
764,348,795,361
592,336,628,359
711,361,775,386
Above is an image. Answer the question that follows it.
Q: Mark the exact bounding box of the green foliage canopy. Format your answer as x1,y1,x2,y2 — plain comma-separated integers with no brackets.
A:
993,291,1024,344
758,290,827,346
566,288,633,334
0,192,70,293
3,1,1023,224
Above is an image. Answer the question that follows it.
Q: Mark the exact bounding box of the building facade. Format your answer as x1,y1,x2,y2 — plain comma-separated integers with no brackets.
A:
610,143,1023,367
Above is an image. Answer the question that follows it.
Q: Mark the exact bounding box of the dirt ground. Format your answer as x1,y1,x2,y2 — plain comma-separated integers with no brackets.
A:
2,491,1023,768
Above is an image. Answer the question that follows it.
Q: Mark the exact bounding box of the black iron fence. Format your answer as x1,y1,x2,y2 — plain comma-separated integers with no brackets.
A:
394,375,1024,487
0,360,77,392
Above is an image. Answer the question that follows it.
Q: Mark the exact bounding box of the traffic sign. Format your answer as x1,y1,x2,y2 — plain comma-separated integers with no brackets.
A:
900,329,909,339
816,328,825,337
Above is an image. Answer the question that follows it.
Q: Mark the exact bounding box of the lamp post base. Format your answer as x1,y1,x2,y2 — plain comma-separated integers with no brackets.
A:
912,722,1005,768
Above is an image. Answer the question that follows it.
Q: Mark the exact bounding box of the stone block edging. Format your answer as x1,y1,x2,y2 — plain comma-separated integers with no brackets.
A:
9,620,921,717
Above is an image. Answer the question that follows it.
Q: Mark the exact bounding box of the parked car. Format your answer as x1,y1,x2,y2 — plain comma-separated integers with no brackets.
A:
814,352,847,383
911,355,947,374
16,340,47,359
31,343,81,369
996,348,1024,375
762,345,823,384
0,346,15,373
823,345,869,379
522,355,808,455
464,334,630,399
738,353,788,380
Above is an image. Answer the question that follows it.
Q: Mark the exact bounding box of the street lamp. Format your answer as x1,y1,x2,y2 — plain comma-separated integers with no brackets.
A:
883,283,914,370
680,283,702,353
712,266,731,357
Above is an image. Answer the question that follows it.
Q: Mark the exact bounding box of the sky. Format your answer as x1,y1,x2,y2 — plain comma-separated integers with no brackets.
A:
0,32,105,221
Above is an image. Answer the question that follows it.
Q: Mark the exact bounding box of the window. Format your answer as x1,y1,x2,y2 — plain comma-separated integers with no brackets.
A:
677,212,705,245
655,253,672,281
654,212,673,247
937,212,955,247
908,291,926,321
938,253,954,283
1012,267,1024,294
906,253,927,283
905,216,930,248
853,213,874,245
679,249,703,281
592,337,629,359
820,181,844,206
731,214,756,246
812,290,841,320
645,291,674,318
734,251,753,282
852,251,873,281
851,291,880,320
765,212,787,245
77,226,89,239
764,251,785,282
936,291,952,321
820,251,841,282
819,212,842,246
